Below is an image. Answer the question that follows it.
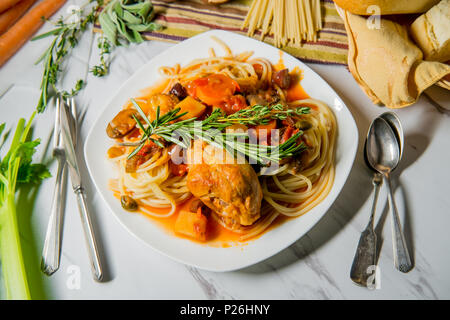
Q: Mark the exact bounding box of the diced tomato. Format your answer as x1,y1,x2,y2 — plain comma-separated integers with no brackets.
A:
219,94,248,115
137,144,153,156
169,161,188,176
281,126,300,144
186,74,240,106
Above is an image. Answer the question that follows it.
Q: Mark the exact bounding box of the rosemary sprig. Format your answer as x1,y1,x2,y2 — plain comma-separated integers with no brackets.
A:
127,100,307,164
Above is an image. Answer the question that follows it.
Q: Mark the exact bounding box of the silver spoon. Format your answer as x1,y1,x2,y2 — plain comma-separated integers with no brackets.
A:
350,112,404,286
380,112,403,160
367,117,413,273
350,129,382,287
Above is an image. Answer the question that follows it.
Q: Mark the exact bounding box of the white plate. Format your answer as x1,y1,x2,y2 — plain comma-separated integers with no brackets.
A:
84,30,358,272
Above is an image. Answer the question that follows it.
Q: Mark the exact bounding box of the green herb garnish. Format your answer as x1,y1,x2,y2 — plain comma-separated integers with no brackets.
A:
224,103,310,125
91,35,111,77
33,0,104,112
127,100,307,165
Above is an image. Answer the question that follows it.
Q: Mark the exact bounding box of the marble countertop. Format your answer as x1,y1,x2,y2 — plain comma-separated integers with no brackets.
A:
1,1,449,300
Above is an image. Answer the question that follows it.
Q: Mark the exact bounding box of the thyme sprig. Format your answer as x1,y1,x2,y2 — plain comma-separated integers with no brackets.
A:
222,103,310,125
127,100,307,164
33,0,104,112
91,35,111,77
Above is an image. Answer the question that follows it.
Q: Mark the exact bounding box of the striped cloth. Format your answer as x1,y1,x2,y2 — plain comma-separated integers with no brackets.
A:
98,0,349,65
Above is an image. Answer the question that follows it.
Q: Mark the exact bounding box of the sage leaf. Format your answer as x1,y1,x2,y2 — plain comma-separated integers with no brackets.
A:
99,0,162,46
122,10,142,24
99,12,118,45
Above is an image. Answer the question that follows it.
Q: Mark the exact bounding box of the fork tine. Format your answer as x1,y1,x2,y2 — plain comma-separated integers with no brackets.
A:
64,96,77,146
70,97,77,125
70,97,77,142
54,96,62,149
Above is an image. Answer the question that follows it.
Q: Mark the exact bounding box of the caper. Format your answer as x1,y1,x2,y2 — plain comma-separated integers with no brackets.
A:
295,120,312,130
121,195,138,211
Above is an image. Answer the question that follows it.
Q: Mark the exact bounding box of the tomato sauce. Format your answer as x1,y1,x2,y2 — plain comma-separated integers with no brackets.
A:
287,67,309,102
138,78,170,97
112,54,314,247
136,198,244,247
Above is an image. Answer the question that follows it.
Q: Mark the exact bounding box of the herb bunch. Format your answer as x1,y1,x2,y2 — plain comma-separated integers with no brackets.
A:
33,0,162,113
99,0,162,46
128,100,307,165
33,0,104,113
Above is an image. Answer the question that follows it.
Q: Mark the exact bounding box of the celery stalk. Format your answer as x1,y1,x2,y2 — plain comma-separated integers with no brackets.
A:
0,193,31,299
0,113,50,300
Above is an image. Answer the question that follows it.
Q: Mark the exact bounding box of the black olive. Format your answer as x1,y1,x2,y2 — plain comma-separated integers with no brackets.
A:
169,83,188,100
121,195,138,211
190,199,203,213
295,120,312,130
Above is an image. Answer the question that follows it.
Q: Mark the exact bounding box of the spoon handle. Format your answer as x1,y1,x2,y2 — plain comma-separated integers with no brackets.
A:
385,175,413,273
350,175,380,286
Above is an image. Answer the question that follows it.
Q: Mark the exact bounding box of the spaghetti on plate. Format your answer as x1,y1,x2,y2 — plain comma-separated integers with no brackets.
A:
106,37,336,243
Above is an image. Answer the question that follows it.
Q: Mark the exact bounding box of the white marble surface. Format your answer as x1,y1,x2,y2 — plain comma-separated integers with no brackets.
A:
1,2,450,300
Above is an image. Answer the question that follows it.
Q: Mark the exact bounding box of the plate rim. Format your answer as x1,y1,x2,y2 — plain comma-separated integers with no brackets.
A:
84,29,359,272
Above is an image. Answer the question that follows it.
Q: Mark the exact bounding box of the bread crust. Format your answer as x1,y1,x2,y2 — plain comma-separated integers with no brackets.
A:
333,0,440,15
410,0,450,62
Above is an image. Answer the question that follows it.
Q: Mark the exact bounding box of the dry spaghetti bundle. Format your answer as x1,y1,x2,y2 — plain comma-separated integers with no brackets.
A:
242,0,322,47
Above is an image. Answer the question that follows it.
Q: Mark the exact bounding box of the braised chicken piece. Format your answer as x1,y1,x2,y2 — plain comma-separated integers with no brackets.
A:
186,144,263,229
106,109,140,139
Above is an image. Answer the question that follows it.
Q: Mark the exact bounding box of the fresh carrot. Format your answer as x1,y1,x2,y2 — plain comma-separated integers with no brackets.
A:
0,0,37,36
0,0,66,67
0,0,23,14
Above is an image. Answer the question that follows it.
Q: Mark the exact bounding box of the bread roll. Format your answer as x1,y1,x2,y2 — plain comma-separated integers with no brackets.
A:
333,0,440,15
410,0,450,62
336,7,450,108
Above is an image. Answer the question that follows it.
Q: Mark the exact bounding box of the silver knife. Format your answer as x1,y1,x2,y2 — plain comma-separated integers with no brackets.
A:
60,98,104,282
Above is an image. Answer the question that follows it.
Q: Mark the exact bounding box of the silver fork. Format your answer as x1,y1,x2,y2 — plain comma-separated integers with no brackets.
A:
41,96,77,275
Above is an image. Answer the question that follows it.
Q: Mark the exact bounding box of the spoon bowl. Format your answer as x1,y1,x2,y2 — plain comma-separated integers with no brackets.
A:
379,112,403,161
366,118,400,175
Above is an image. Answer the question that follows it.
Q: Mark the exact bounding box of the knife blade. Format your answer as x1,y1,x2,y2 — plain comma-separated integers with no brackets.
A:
60,98,104,282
